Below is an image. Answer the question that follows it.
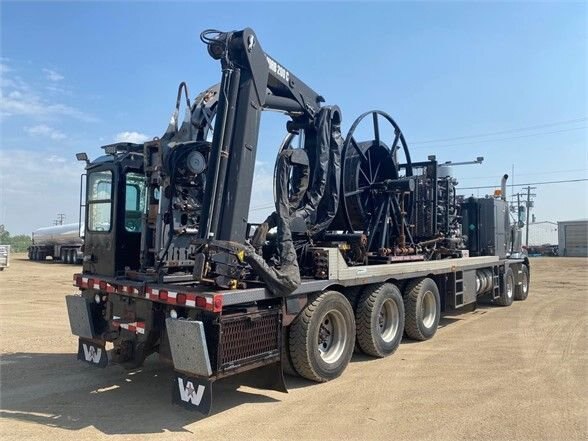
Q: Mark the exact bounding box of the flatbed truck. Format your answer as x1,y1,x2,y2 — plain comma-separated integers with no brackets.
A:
65,28,530,414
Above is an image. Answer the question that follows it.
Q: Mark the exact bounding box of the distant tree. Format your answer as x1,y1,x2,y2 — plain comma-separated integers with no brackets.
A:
0,227,32,252
0,225,9,245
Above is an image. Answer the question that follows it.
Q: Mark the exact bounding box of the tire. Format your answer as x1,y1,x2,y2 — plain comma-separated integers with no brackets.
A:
404,278,441,341
289,291,355,382
343,286,364,354
514,264,529,301
68,250,75,264
356,283,405,357
496,267,515,306
281,328,298,377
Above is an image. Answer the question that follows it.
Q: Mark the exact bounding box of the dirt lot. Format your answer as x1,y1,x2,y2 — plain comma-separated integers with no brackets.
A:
0,255,586,441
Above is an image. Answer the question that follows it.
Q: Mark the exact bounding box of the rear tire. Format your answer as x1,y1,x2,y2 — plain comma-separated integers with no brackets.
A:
343,286,363,354
514,264,529,301
496,267,515,306
404,278,441,341
289,291,355,382
281,328,298,377
356,283,405,357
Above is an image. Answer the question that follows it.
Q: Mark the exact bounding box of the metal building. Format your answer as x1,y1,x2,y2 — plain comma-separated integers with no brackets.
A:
558,220,588,257
527,221,558,246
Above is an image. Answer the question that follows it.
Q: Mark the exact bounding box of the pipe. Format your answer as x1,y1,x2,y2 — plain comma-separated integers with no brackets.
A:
264,95,303,113
501,174,508,201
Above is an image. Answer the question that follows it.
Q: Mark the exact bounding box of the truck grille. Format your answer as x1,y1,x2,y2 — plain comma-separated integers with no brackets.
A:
218,309,280,371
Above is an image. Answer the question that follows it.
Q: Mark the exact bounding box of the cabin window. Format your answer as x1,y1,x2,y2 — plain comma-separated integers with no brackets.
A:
87,170,113,232
125,172,146,232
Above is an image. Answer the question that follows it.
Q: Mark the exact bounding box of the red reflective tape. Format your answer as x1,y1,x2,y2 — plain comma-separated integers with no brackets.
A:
213,295,223,313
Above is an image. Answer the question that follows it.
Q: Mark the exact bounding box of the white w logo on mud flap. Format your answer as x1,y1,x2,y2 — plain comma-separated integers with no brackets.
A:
177,378,205,405
82,344,102,363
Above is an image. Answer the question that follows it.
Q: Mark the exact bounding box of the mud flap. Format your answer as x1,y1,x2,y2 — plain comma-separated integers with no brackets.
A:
77,338,108,368
240,361,288,393
172,372,213,415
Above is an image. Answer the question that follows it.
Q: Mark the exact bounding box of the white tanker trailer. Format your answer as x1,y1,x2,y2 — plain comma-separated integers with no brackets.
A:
28,223,83,264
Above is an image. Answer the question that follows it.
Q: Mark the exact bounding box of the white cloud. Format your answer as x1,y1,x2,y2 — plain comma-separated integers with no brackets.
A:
25,124,67,140
0,149,83,234
0,61,95,122
0,89,95,122
42,68,64,82
248,161,276,222
114,131,150,144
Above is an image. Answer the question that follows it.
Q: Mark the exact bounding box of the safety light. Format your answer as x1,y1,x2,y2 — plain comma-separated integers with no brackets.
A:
76,152,89,164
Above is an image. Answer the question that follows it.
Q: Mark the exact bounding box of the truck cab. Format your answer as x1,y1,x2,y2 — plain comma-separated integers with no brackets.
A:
82,144,146,277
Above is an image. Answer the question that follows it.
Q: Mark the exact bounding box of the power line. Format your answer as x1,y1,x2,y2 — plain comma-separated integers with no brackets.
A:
411,117,588,145
459,178,588,190
411,125,588,149
458,168,588,181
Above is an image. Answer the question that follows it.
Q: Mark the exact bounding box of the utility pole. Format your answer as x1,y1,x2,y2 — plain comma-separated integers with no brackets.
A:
524,186,537,247
56,213,66,226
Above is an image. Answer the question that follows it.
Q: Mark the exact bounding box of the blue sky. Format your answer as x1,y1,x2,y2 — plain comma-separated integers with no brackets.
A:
1,1,586,235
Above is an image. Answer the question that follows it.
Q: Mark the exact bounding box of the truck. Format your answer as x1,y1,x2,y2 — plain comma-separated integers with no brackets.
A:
0,245,9,270
66,28,530,415
28,223,83,264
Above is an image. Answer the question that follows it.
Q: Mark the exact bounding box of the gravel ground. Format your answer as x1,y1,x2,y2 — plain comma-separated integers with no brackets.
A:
0,255,586,441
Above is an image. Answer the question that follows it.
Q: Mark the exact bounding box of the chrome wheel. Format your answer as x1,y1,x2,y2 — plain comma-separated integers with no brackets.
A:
318,310,348,364
378,298,400,343
422,290,437,328
506,278,513,299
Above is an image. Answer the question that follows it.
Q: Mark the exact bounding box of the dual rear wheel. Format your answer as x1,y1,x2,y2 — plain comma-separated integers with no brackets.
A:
60,249,78,264
287,278,441,381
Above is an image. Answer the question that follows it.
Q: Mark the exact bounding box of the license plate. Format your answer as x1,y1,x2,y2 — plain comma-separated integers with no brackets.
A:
172,372,213,415
77,338,108,367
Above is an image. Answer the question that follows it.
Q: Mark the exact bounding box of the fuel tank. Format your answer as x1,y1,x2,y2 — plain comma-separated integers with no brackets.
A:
32,223,83,246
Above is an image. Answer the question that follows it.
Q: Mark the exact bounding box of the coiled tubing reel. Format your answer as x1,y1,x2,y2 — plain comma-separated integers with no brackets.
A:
328,110,419,262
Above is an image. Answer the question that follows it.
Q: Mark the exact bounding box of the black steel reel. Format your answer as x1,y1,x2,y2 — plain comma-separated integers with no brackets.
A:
335,110,415,251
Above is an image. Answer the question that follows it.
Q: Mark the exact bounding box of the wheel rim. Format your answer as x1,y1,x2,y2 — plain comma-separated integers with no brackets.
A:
422,290,436,328
507,276,513,298
378,298,400,342
317,310,348,364
522,273,528,293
